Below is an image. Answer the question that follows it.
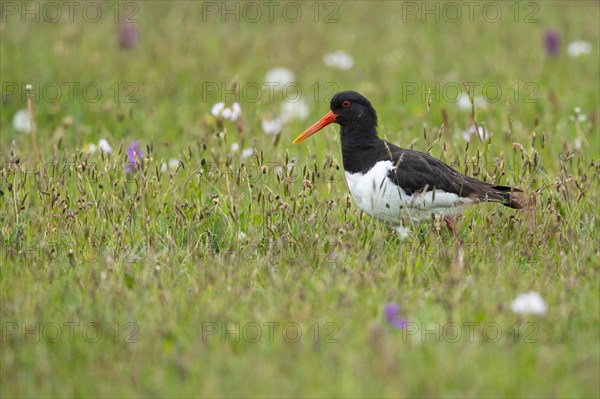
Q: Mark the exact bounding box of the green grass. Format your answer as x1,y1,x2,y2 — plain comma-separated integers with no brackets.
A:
1,1,599,397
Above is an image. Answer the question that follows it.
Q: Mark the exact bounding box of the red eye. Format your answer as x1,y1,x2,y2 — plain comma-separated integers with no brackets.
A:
342,100,351,108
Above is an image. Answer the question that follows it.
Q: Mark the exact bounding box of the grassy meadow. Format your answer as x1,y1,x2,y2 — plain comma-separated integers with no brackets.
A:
1,1,599,397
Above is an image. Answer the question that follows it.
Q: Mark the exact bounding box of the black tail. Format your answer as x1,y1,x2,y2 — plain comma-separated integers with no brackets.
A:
490,185,525,209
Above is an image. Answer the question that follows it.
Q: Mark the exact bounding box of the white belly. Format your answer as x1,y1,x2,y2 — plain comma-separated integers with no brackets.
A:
344,161,472,225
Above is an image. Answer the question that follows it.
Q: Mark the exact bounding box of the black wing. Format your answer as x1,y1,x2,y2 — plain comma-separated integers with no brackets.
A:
384,143,523,209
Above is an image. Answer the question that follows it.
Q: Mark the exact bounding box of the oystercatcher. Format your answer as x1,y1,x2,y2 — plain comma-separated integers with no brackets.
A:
293,91,524,236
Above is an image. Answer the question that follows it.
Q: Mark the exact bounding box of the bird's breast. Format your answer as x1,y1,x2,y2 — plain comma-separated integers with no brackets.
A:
344,161,472,224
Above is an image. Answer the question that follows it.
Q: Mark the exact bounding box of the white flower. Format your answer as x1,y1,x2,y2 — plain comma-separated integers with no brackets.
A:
567,40,592,58
265,67,295,87
168,159,179,169
462,125,487,142
475,126,487,141
457,93,487,111
161,158,179,172
475,97,487,108
261,98,310,136
87,143,97,154
212,102,241,121
287,160,296,172
574,138,582,151
230,142,240,152
98,139,113,154
510,292,547,316
261,97,310,135
261,117,285,136
12,109,34,133
241,148,254,160
457,94,471,111
323,50,354,70
222,108,233,120
211,102,225,117
280,98,309,122
230,102,241,120
395,226,411,241
275,161,297,177
570,107,587,123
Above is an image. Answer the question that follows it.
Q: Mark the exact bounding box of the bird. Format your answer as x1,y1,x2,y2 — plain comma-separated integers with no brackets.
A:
292,90,524,237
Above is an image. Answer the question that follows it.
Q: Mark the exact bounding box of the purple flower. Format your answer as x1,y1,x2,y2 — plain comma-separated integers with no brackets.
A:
384,303,409,329
126,140,143,172
544,29,560,57
384,303,400,320
119,23,139,49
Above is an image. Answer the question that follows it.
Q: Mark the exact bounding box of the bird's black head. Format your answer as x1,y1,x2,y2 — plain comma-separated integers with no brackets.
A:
292,90,378,144
329,91,378,127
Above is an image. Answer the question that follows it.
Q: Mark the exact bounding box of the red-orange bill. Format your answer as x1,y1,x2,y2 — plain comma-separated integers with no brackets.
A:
292,111,337,144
